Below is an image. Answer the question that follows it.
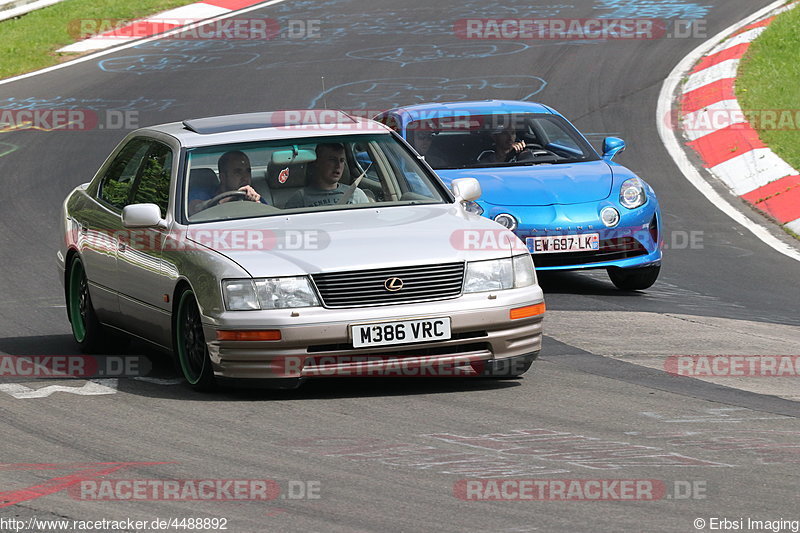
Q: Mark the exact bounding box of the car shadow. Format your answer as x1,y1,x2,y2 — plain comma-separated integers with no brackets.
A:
0,334,523,401
537,270,642,296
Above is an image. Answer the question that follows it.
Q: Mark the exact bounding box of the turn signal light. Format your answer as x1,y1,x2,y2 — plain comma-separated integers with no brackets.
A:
509,302,546,320
216,330,282,341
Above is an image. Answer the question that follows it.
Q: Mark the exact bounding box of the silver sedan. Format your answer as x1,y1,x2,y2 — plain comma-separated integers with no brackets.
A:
57,111,546,390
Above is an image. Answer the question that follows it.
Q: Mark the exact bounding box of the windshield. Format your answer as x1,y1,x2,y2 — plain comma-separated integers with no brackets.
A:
184,134,448,223
405,113,599,169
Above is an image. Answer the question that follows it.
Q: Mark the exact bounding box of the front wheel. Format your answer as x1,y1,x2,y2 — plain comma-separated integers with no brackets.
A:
607,264,660,291
175,289,216,391
67,255,105,352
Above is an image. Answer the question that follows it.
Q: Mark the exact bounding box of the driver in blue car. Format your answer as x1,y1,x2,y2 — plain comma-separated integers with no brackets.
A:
188,151,267,215
477,125,536,163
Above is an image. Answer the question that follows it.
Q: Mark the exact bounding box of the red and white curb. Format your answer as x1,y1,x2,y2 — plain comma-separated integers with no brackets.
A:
678,3,800,237
58,0,266,53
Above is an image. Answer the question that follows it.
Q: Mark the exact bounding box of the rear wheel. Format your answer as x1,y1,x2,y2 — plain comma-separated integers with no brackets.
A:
67,256,105,352
607,264,660,291
175,288,216,391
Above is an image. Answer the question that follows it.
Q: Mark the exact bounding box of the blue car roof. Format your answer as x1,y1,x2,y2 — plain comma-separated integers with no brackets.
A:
385,100,559,123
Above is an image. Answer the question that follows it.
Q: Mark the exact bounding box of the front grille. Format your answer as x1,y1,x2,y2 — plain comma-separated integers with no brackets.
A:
311,262,465,308
532,237,647,268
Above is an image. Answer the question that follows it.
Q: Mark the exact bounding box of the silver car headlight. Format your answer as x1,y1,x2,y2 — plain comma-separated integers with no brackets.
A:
223,277,320,310
222,280,260,310
512,253,536,287
619,177,646,209
464,254,535,293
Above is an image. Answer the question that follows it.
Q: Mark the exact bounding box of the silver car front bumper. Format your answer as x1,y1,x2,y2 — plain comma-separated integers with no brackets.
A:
201,288,544,380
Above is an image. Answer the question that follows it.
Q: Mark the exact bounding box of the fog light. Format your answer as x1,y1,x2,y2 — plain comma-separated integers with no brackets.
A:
217,330,282,341
601,207,620,227
494,213,518,231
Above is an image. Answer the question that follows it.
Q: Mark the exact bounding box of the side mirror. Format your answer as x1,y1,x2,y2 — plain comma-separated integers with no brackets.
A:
122,204,164,228
602,137,626,161
451,178,482,202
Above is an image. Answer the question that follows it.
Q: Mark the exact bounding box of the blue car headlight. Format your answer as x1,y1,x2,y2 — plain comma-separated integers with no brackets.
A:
620,178,646,209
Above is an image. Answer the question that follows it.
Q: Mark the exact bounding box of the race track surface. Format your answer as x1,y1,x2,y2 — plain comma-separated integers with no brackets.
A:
0,1,798,531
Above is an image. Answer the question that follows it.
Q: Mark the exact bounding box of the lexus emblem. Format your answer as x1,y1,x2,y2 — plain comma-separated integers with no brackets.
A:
384,277,404,292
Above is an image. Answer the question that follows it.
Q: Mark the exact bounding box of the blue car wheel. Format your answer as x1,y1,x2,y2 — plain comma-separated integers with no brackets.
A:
607,264,660,290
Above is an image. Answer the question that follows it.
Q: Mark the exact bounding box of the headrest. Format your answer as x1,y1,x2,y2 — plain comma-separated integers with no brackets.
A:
266,162,307,188
189,168,219,191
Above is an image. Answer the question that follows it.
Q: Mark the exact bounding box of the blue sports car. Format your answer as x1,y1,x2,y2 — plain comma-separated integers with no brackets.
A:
374,100,662,290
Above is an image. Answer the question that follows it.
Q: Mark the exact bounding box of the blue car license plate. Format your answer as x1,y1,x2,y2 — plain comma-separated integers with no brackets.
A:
527,233,600,254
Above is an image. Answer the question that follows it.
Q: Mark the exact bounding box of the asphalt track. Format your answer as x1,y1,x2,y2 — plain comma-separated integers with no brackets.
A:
1,0,799,531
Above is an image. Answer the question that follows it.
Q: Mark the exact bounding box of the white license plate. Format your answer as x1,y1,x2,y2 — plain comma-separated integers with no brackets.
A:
352,317,452,348
527,233,600,254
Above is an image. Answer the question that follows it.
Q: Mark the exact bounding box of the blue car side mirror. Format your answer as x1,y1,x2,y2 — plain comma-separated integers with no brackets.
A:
602,137,626,161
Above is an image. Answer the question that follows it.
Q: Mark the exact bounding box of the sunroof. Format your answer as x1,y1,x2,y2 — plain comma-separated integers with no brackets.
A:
183,110,357,134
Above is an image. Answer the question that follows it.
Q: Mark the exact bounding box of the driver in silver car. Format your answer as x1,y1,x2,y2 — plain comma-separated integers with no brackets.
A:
188,151,266,215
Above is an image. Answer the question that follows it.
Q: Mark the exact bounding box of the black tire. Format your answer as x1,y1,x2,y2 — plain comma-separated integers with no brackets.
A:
174,288,216,391
66,255,106,352
607,264,660,291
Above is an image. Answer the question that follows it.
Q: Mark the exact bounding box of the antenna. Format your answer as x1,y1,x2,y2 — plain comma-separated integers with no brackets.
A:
321,76,327,109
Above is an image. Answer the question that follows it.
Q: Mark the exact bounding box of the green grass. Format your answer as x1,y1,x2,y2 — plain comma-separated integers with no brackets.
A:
0,0,196,79
736,5,800,170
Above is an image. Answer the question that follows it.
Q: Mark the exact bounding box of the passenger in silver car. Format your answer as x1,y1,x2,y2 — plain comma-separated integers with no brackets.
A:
284,143,369,208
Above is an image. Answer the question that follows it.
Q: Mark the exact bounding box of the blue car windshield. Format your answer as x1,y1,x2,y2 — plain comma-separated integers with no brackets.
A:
405,113,600,169
184,134,448,223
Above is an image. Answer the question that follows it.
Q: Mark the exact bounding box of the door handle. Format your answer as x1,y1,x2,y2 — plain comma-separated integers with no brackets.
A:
118,241,126,252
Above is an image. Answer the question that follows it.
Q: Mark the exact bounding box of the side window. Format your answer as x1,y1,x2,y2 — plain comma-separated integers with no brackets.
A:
99,139,152,209
131,143,173,218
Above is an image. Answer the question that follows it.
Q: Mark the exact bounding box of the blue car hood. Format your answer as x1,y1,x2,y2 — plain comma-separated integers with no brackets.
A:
437,160,613,206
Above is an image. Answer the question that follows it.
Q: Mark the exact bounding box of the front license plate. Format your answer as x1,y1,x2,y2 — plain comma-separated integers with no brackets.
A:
351,318,452,348
527,233,600,254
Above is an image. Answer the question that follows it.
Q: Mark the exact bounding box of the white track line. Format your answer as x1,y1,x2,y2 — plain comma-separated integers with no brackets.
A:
0,0,288,87
656,0,800,263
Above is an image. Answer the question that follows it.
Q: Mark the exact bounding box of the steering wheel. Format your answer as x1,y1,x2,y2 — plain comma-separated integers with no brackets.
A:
507,145,557,162
200,190,248,209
